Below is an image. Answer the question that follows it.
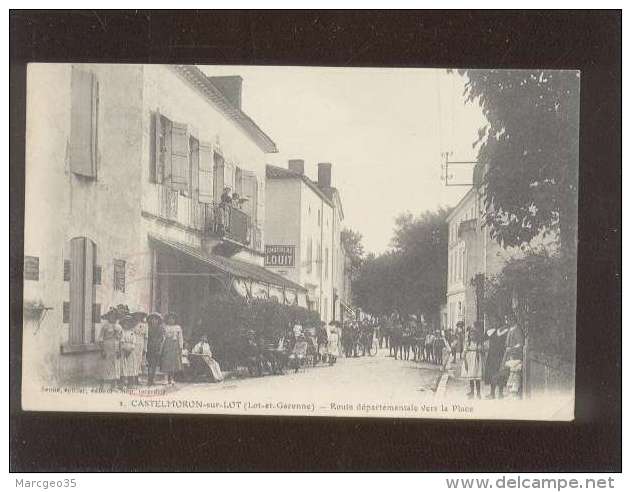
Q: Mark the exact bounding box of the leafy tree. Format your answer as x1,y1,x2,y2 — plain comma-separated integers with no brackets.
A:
459,69,579,256
353,208,450,323
482,249,576,363
353,251,400,317
341,228,365,280
390,208,450,320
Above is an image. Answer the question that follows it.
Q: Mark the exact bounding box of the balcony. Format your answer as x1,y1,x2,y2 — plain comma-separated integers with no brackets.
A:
145,184,259,250
211,204,250,246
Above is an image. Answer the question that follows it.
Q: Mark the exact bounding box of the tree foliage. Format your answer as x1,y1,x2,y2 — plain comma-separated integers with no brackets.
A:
482,249,576,361
195,294,320,370
460,69,579,255
353,208,450,321
341,228,365,280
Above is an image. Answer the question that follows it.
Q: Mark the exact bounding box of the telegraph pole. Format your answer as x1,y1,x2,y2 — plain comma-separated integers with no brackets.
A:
440,151,478,187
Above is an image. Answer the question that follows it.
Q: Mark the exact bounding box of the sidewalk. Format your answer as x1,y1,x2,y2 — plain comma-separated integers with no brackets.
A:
434,356,469,400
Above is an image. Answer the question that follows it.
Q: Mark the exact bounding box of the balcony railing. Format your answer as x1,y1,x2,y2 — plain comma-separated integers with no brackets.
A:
146,184,256,249
205,203,252,248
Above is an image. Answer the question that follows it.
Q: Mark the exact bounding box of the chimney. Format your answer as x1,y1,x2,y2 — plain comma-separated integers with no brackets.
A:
207,75,243,109
288,159,305,175
317,162,332,189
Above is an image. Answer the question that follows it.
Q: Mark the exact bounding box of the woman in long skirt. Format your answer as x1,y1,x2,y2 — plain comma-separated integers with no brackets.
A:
327,325,340,365
98,308,123,390
461,322,486,399
119,315,137,387
191,335,224,382
132,311,148,384
160,312,183,385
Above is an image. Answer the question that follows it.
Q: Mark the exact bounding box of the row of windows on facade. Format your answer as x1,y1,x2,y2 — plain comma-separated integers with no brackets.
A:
24,238,126,347
24,254,125,290
151,111,260,224
308,205,329,229
305,239,329,279
68,67,259,225
449,246,466,284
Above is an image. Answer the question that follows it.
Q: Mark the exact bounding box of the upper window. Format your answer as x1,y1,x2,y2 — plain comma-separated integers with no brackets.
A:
307,238,313,274
70,67,99,178
114,259,126,292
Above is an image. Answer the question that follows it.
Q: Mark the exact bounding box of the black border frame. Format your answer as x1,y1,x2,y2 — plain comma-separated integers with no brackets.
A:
9,10,622,472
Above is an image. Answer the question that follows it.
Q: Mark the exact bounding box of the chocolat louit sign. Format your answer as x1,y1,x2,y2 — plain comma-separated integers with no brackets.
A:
264,245,295,267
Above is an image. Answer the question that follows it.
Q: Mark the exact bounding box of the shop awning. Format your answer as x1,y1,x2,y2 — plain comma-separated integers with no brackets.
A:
149,234,306,293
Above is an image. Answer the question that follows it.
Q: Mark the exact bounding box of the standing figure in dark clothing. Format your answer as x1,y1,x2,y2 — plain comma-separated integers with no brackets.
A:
483,320,509,399
146,313,164,386
342,323,354,358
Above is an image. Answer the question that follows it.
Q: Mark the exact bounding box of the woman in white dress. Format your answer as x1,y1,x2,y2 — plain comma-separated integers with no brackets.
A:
98,308,123,390
119,315,138,387
327,324,340,365
461,321,486,399
131,311,148,385
191,335,224,382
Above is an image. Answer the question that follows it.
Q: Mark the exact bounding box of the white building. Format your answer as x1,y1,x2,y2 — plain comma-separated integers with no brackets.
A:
23,64,306,388
445,172,554,331
264,161,352,324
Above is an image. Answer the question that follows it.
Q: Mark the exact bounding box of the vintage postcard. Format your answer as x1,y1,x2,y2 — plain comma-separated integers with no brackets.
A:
21,64,577,420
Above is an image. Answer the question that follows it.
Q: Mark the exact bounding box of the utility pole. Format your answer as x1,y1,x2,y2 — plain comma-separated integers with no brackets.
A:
440,151,477,187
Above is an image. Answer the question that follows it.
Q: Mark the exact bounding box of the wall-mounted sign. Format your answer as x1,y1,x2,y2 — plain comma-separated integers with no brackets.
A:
265,245,295,267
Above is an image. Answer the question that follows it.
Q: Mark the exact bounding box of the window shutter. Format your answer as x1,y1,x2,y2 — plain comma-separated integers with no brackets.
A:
114,259,126,292
224,161,235,191
69,237,95,345
151,111,164,183
162,117,173,186
213,153,225,200
198,142,214,204
241,171,258,225
24,256,39,281
83,239,95,343
63,302,70,323
94,265,102,285
64,260,71,281
190,137,199,199
70,67,97,178
235,167,243,195
170,122,189,191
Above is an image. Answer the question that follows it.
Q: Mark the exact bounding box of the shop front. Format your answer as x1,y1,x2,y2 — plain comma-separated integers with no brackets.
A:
149,235,307,339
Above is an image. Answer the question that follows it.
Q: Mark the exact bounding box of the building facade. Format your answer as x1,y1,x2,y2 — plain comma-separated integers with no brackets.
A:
23,64,306,388
445,177,554,332
264,161,351,324
445,186,509,331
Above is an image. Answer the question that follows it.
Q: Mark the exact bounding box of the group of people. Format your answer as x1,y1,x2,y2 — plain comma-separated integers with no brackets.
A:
285,321,341,369
97,306,223,390
371,312,525,400
457,315,525,400
340,320,376,358
377,314,448,364
216,185,248,235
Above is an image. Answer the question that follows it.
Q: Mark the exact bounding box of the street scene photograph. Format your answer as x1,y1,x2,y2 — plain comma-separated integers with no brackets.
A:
20,63,578,420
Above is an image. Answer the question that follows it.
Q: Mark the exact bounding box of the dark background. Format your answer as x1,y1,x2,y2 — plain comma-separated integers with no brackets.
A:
9,10,621,472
